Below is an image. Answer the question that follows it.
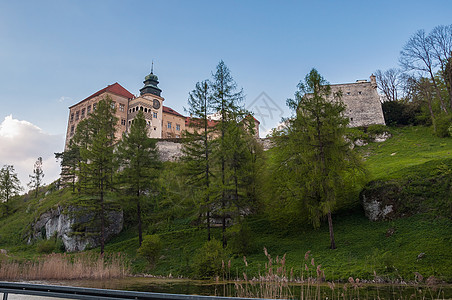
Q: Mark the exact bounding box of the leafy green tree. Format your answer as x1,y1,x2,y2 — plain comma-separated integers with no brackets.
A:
72,96,118,254
270,69,365,249
0,165,22,215
55,140,80,192
116,110,161,247
210,60,245,247
28,157,44,198
182,80,215,241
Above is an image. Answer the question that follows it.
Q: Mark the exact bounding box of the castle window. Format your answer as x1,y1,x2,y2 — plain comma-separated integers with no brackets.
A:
81,108,85,119
358,91,362,95
70,113,74,122
87,105,91,114
153,112,158,118
70,125,74,136
93,103,97,110
176,124,181,131
167,122,172,129
129,108,132,113
154,127,157,131
121,119,126,126
350,118,354,121
347,92,351,95
132,107,135,112
119,104,125,112
140,106,143,111
144,108,148,113
128,120,131,125
75,111,79,121
111,102,116,109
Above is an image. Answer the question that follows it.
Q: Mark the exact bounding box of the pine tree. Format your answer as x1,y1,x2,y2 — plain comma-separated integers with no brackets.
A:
116,110,161,247
271,69,365,249
28,157,44,198
72,96,118,254
0,165,23,215
182,80,215,241
210,60,245,247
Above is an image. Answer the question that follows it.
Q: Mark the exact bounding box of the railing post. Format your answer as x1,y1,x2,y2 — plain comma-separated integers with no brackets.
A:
2,292,7,300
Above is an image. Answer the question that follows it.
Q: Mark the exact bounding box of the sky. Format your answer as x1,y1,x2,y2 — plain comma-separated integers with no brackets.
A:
0,0,451,190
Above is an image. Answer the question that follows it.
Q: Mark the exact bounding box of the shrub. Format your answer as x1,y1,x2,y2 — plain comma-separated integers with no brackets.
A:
137,235,162,267
433,113,452,138
192,239,228,279
226,222,253,255
345,127,368,142
367,124,389,136
36,239,56,254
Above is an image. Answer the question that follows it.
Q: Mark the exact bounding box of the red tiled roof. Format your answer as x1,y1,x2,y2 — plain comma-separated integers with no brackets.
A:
185,117,219,128
70,83,134,108
163,106,185,118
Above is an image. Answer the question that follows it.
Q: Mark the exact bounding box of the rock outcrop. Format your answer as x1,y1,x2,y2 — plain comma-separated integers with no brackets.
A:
30,206,123,252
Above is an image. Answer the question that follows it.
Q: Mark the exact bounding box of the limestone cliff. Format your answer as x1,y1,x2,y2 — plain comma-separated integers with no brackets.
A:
29,206,123,252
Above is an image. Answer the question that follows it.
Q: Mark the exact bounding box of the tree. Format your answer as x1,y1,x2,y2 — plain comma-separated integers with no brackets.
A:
72,96,118,254
116,110,161,247
270,69,365,249
55,140,80,192
0,165,22,215
429,24,452,109
375,68,404,102
400,28,448,113
28,157,44,198
210,60,245,247
182,80,215,241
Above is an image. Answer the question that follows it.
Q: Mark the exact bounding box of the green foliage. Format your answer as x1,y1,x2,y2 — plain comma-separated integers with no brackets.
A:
137,234,162,267
345,127,369,142
0,165,23,216
226,222,254,255
381,100,422,126
70,96,119,254
28,157,44,198
268,69,366,249
192,239,229,279
367,124,389,136
433,113,452,137
116,110,161,246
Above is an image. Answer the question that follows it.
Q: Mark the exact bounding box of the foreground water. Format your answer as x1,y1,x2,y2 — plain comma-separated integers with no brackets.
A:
23,277,452,299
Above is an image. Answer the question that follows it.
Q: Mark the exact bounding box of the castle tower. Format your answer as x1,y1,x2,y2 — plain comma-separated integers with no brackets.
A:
128,70,165,138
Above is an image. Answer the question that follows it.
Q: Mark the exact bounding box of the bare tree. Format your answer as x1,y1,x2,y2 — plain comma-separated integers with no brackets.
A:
429,24,452,109
375,68,403,102
400,29,448,113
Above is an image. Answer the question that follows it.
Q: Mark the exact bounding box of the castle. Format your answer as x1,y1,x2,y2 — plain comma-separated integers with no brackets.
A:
65,70,214,148
64,71,383,149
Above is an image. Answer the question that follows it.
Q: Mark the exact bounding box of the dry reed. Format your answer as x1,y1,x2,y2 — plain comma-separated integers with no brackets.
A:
0,252,130,280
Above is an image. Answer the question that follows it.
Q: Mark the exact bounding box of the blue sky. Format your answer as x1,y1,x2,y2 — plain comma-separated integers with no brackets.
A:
0,0,451,187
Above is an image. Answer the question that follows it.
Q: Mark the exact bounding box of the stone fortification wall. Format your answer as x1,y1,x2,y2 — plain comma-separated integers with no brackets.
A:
327,76,385,127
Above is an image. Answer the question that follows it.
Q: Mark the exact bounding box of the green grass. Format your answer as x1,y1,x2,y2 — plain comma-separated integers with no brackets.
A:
359,126,452,180
1,125,451,283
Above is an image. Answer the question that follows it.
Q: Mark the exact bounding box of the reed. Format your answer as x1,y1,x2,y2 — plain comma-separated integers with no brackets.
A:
0,252,130,280
230,248,448,300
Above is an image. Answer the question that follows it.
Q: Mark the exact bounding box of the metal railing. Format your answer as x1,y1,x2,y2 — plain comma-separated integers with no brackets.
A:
0,281,263,300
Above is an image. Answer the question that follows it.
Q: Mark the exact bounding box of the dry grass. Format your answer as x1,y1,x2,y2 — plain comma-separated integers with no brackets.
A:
0,252,130,280
229,248,448,300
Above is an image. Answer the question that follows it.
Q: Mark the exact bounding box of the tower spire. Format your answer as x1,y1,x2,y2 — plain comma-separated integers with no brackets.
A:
151,60,154,74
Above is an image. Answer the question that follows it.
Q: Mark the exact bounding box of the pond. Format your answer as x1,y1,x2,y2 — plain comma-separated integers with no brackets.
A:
32,277,452,300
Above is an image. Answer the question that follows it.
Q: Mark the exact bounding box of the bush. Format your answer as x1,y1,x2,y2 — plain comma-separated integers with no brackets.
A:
367,124,389,136
36,239,56,254
192,239,228,279
137,235,162,267
345,127,369,142
226,222,254,255
433,114,452,138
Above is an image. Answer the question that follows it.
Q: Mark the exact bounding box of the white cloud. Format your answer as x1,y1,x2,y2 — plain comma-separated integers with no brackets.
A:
58,96,72,103
0,115,64,192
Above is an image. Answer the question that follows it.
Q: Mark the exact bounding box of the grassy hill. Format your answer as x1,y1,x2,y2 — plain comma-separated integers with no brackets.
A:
0,125,451,282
